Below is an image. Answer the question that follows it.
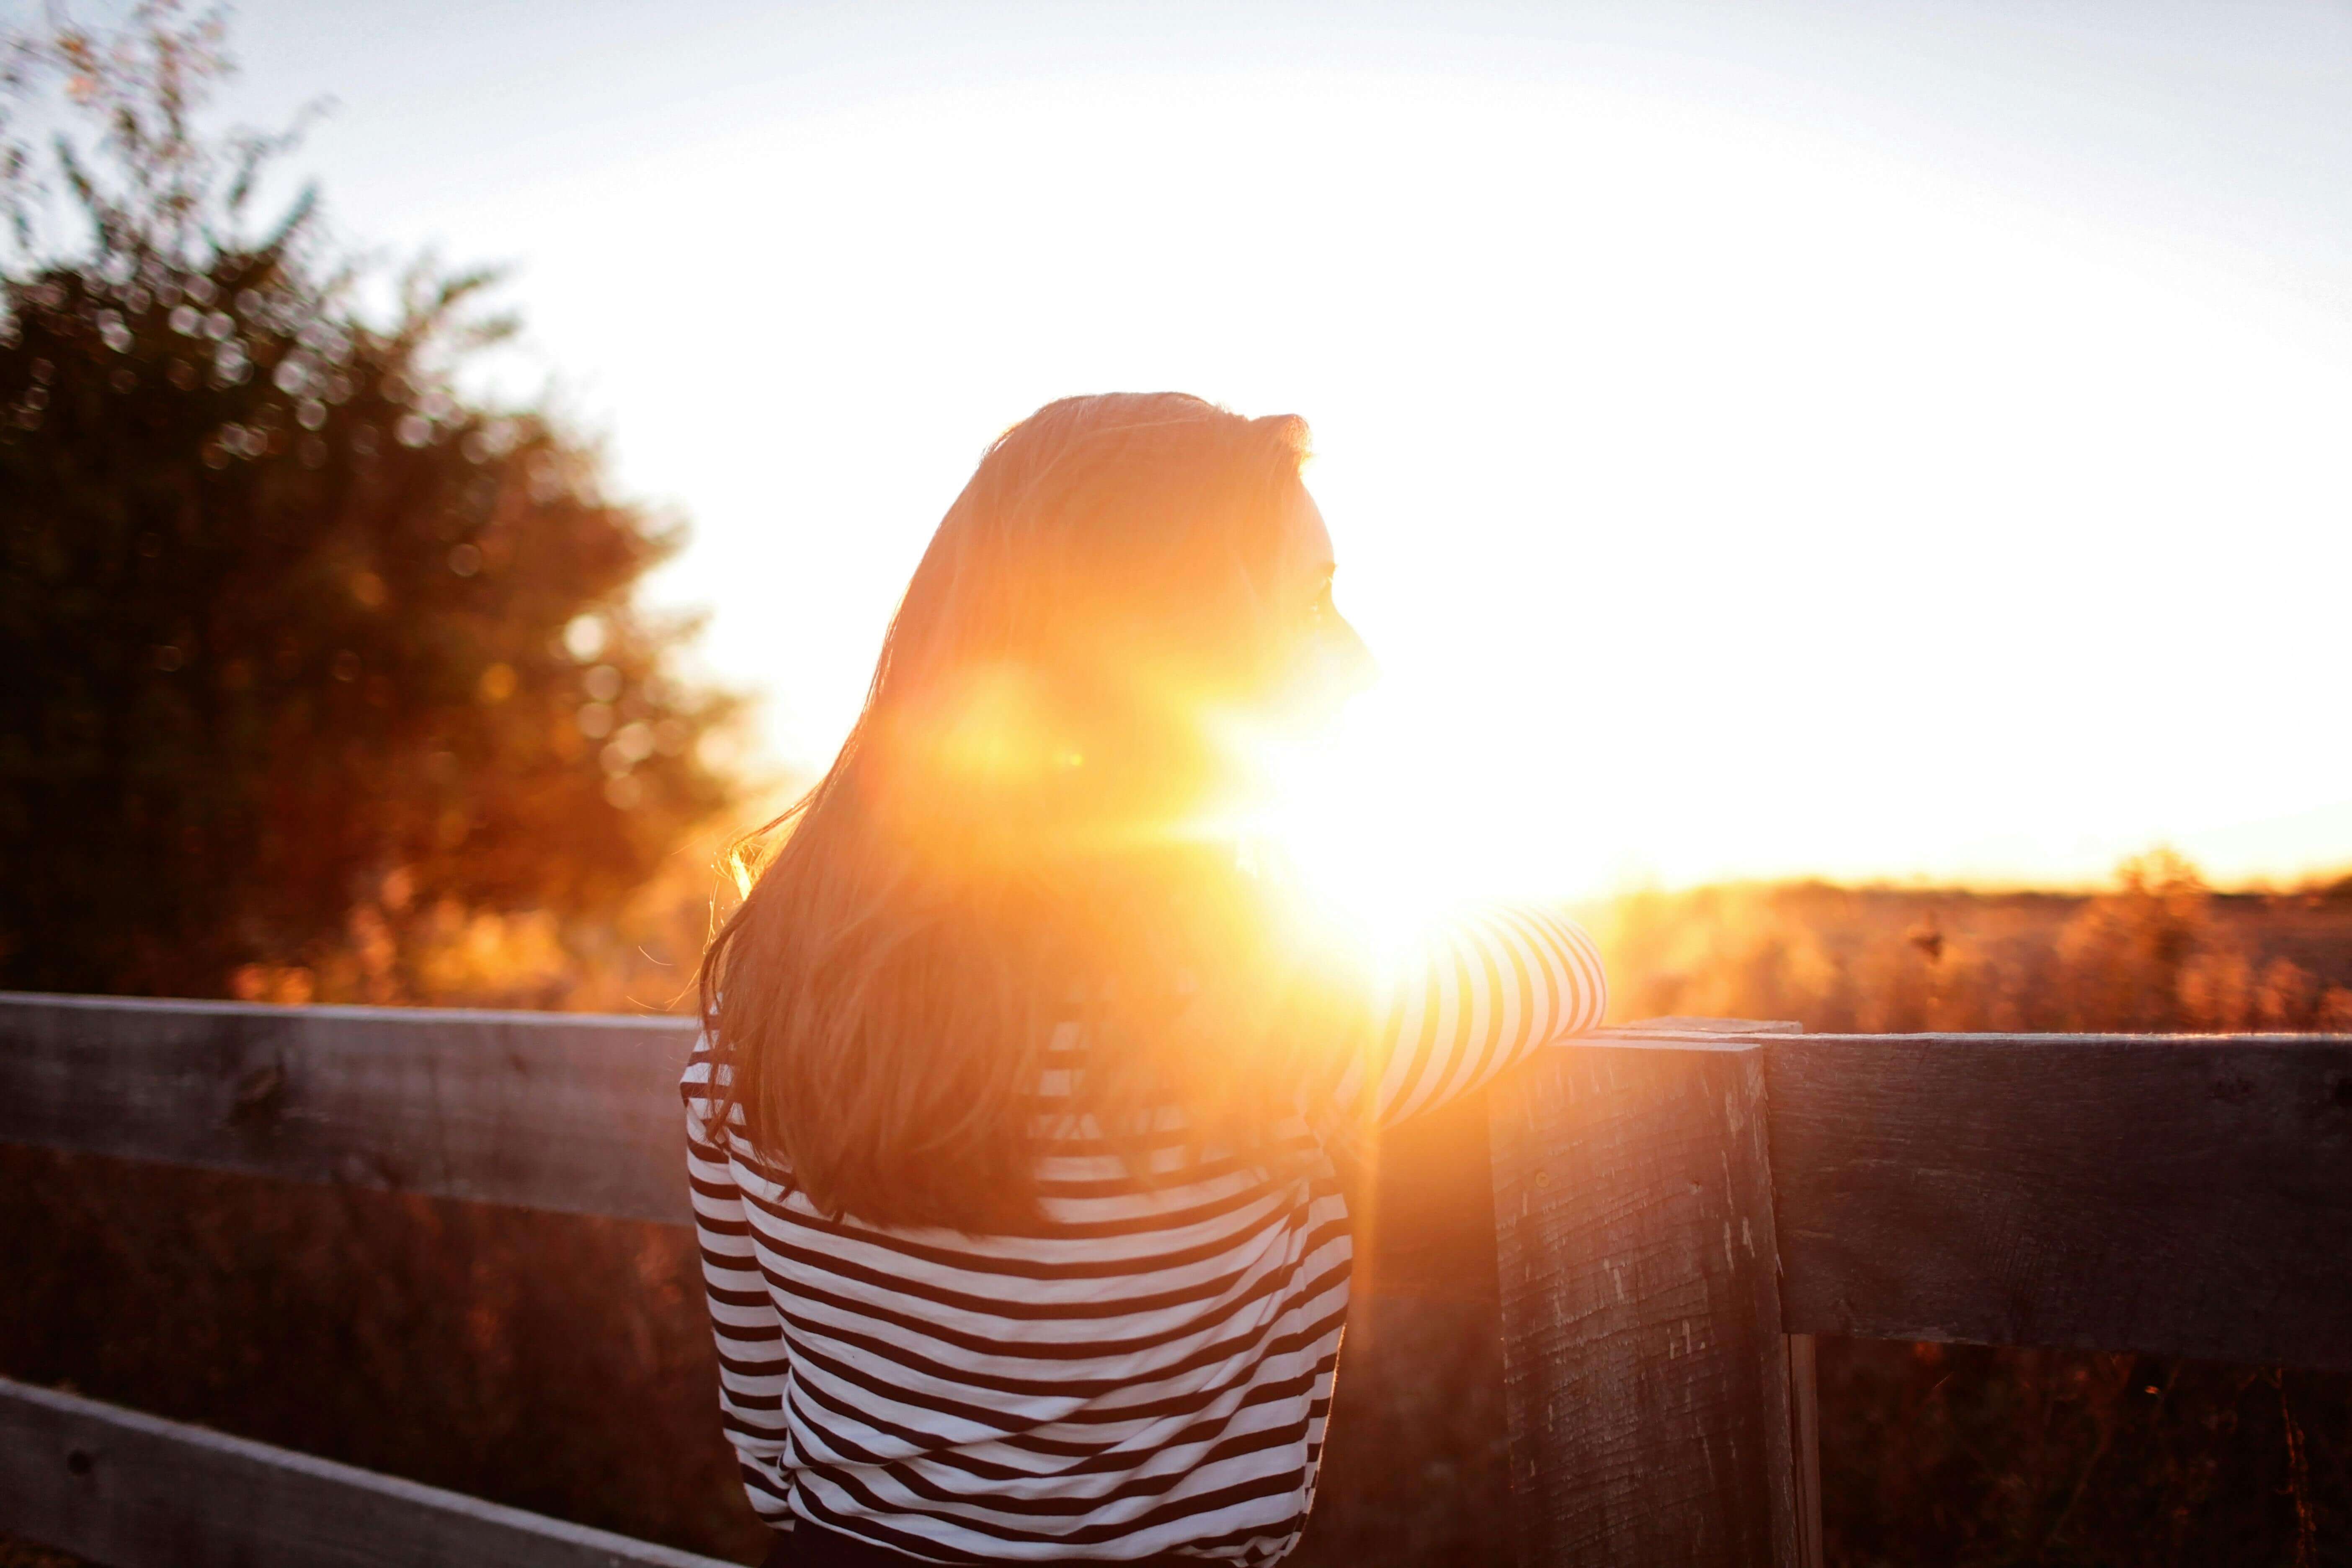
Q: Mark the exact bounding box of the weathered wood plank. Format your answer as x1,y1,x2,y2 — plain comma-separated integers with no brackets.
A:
1769,1033,2352,1372
0,1375,733,1568
0,991,1491,1300
1346,1020,1801,1303
0,993,698,1225
1489,1029,1804,1568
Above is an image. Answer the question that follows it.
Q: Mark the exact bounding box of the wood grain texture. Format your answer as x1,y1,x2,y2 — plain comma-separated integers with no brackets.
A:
1346,1020,1804,1302
0,991,1494,1302
1769,1033,2352,1371
0,993,698,1225
1489,1033,1803,1568
0,1376,732,1568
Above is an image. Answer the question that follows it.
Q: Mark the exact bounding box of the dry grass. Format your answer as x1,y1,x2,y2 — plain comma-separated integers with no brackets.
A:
1597,851,2352,1036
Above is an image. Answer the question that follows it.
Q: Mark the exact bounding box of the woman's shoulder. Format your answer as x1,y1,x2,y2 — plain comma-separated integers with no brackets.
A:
679,1030,725,1097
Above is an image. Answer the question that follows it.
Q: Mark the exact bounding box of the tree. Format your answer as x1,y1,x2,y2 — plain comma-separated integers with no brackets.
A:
0,3,743,1002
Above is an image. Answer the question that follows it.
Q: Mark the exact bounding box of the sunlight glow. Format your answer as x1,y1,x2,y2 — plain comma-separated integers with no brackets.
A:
278,32,2352,895
1220,692,1542,959
637,73,2351,896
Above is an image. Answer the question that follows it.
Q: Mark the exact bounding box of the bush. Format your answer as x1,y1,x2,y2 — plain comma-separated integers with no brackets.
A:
0,2,744,1005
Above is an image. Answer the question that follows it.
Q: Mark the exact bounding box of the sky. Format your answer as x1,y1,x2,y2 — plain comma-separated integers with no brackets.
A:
118,0,2352,899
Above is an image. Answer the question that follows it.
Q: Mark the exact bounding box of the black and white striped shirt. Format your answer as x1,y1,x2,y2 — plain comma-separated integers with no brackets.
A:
683,905,1606,1564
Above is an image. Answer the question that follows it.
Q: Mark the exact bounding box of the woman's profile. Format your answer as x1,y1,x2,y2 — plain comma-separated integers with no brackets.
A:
685,393,1606,1565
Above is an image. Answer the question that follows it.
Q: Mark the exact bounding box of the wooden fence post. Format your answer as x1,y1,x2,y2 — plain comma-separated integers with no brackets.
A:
1488,1020,1818,1568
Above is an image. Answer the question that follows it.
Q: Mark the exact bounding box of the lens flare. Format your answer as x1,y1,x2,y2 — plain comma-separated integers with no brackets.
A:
1214,693,1508,964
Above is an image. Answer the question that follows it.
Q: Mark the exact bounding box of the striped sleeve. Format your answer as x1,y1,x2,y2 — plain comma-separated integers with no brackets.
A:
682,1042,796,1526
1331,904,1607,1126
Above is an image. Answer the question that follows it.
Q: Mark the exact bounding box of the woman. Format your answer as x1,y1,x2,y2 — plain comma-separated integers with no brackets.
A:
686,393,1605,1566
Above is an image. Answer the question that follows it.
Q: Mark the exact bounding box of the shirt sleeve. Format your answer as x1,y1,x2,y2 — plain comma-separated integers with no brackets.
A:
1330,904,1608,1127
681,1039,797,1527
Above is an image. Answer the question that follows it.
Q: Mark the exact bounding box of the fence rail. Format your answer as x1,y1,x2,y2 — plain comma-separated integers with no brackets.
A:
0,992,696,1223
2,991,2347,1567
0,1375,731,1568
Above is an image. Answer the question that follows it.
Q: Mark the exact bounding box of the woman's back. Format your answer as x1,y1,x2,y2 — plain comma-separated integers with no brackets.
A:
686,904,1605,1563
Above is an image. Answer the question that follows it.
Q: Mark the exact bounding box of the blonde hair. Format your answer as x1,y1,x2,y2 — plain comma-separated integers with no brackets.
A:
698,394,1360,1231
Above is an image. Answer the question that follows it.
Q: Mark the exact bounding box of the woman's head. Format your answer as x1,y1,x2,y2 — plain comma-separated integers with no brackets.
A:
869,393,1363,854
701,394,1369,1230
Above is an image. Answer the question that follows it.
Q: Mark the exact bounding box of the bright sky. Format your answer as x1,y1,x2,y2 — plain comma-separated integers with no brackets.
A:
171,0,2352,897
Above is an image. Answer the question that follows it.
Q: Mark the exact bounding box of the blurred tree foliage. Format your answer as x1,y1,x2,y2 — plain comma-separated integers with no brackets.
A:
0,4,741,1002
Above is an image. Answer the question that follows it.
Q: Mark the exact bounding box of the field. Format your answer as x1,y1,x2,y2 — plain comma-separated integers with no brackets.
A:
3,859,2347,1566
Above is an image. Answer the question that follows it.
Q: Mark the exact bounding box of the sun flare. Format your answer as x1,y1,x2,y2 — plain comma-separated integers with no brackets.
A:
1220,694,1515,962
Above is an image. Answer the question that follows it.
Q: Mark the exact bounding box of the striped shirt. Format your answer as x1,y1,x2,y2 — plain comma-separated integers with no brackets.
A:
683,905,1606,1564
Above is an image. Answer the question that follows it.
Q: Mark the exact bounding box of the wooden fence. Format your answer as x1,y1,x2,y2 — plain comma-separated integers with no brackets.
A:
0,991,2345,1566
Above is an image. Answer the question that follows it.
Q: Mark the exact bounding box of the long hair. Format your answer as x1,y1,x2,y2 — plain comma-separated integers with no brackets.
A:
698,393,1362,1231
